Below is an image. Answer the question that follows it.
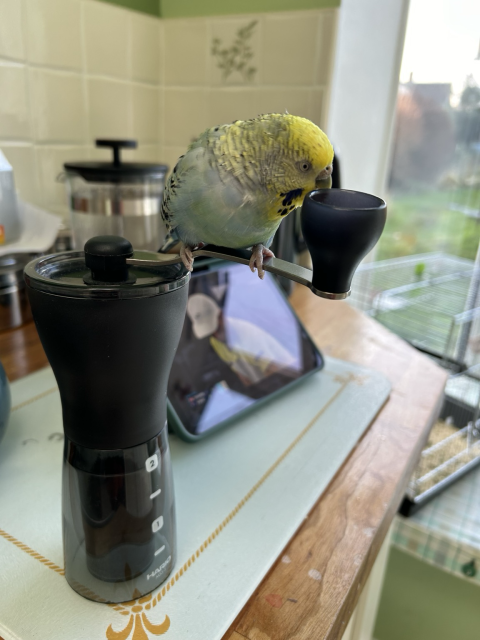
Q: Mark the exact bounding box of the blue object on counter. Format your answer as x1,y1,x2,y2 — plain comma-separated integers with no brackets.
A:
0,360,11,443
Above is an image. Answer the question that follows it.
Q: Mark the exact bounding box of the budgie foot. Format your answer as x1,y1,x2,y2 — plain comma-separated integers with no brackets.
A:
180,243,195,272
249,244,274,280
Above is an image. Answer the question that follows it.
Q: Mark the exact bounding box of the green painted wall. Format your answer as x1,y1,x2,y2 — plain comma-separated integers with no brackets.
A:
160,0,340,18
96,0,339,18
97,0,160,17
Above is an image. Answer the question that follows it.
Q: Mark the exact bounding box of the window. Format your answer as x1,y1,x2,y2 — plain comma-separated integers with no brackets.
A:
378,0,480,262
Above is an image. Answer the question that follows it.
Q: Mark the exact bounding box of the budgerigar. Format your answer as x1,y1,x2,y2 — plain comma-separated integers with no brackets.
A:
160,113,334,278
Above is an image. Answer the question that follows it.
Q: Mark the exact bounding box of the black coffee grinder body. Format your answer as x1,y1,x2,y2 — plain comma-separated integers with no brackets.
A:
25,238,190,603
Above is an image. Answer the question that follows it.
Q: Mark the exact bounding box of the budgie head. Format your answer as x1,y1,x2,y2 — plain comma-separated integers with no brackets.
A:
261,113,333,190
217,113,334,220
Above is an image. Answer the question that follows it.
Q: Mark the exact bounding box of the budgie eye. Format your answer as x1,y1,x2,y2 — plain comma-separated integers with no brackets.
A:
297,160,312,172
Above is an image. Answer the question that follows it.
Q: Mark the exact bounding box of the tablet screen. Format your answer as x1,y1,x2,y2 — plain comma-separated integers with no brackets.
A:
167,262,323,436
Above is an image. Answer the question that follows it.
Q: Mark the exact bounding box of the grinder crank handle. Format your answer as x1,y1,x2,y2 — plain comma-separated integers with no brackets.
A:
125,247,344,300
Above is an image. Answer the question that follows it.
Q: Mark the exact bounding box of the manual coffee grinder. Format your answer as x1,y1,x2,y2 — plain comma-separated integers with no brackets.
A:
24,189,386,604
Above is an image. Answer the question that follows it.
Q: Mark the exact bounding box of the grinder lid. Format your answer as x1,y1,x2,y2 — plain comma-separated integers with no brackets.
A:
24,236,190,299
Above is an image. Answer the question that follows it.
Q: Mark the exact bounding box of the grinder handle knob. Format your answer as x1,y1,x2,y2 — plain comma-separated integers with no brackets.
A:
84,235,134,283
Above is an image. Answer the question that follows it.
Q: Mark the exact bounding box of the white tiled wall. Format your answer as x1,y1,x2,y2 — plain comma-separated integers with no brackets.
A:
0,0,338,222
0,0,162,220
161,10,338,173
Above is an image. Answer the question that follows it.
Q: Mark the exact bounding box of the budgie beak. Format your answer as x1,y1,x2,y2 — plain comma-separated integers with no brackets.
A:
315,176,332,189
315,164,333,189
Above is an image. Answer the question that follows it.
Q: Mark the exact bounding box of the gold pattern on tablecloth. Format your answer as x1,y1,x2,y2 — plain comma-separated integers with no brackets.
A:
0,528,64,575
11,387,58,412
331,371,368,386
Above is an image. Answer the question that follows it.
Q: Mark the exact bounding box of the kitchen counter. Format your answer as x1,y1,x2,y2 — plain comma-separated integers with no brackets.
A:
0,285,447,640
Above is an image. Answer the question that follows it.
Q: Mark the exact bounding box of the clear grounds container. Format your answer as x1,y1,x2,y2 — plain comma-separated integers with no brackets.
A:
64,140,168,252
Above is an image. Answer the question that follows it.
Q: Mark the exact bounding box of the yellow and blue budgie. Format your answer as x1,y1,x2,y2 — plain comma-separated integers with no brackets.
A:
161,113,334,278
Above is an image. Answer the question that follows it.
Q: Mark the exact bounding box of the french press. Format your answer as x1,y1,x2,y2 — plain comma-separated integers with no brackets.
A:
24,188,386,604
63,139,169,252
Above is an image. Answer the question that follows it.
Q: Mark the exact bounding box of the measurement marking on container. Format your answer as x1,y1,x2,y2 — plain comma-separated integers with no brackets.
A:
154,545,166,557
150,489,161,500
145,454,159,472
152,516,164,533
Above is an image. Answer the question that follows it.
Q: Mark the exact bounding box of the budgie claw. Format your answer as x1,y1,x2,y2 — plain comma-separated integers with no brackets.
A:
180,244,195,272
249,244,274,280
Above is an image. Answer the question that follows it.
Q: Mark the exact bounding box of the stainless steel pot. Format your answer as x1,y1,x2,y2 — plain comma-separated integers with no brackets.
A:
0,254,33,330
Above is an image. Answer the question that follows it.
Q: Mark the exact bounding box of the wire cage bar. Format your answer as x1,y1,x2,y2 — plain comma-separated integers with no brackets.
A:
349,253,480,370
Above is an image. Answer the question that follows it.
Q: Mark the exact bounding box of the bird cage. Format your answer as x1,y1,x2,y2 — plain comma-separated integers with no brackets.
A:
349,253,480,371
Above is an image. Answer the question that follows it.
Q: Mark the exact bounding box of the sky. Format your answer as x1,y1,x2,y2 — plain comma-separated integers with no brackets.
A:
399,0,480,100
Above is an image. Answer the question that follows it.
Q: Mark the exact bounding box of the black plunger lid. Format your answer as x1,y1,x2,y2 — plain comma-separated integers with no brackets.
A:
63,140,168,183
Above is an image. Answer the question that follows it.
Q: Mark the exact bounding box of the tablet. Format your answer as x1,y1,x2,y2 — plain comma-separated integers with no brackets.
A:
167,261,324,441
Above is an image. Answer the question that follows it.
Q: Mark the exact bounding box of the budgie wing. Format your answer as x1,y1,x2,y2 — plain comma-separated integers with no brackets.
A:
162,146,270,249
